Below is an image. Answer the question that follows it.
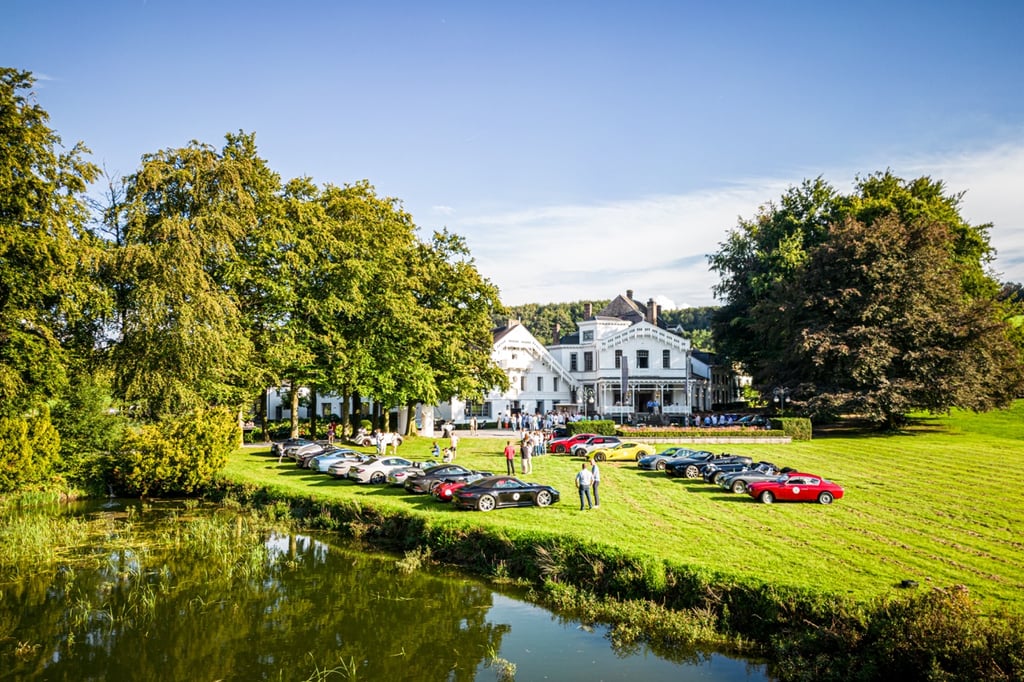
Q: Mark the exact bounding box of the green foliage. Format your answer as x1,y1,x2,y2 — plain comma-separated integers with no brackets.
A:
567,419,617,435
769,585,1024,682
112,407,235,496
616,425,784,438
0,416,33,493
504,301,719,351
111,133,271,419
772,417,812,440
0,406,62,493
710,172,1024,427
0,68,99,418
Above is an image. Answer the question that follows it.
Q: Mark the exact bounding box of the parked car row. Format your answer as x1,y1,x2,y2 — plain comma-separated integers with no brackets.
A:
636,447,844,504
272,441,561,512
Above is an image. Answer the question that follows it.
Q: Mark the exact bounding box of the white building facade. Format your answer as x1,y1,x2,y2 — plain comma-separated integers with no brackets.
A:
440,292,716,425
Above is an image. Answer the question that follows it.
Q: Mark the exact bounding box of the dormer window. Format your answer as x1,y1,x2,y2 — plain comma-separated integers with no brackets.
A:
582,330,594,342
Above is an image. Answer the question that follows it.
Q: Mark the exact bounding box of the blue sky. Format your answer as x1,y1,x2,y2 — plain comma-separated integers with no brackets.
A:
5,1,1024,308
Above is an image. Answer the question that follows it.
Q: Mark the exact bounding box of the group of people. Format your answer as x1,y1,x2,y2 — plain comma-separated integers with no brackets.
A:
430,437,458,463
500,438,602,511
501,430,548,476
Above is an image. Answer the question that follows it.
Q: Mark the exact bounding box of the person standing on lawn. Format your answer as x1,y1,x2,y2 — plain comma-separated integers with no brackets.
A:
575,462,594,510
503,441,516,475
589,458,601,507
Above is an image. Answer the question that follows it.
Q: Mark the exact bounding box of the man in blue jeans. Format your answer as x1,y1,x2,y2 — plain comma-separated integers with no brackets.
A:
589,458,600,508
575,462,593,510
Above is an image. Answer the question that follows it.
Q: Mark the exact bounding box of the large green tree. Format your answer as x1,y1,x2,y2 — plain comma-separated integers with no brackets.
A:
710,172,1024,427
111,132,275,419
412,228,508,428
0,68,99,418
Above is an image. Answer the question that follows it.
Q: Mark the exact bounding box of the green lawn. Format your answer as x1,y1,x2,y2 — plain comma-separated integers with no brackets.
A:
223,404,1024,610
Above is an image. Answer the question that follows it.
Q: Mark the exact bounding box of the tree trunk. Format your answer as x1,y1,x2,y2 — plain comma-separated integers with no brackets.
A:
310,386,318,442
340,387,351,437
258,388,269,442
289,387,300,438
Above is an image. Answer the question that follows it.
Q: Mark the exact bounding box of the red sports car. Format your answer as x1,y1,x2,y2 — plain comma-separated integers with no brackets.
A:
432,473,488,502
746,472,844,505
547,433,597,454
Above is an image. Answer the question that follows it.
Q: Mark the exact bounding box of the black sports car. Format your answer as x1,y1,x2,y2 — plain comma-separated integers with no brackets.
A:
699,457,759,484
404,464,492,494
665,452,742,479
452,476,560,511
718,464,795,494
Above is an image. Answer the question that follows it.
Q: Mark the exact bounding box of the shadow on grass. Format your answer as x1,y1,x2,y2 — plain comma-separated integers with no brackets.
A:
812,415,952,438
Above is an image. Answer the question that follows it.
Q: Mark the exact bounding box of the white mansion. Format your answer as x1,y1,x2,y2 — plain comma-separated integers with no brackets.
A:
439,291,747,426
265,291,748,429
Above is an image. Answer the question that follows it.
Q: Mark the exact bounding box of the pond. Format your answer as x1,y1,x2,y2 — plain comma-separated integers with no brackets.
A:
0,500,769,681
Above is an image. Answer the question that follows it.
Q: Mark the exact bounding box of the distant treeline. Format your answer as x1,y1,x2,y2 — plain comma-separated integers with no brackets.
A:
495,301,718,342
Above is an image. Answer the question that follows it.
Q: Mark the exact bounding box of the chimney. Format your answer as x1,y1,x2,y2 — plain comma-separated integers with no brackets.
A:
584,303,593,319
647,298,658,326
552,323,561,345
626,289,634,300
507,318,518,329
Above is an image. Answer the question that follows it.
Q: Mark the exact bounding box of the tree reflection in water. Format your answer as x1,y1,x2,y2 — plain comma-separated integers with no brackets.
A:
0,500,767,681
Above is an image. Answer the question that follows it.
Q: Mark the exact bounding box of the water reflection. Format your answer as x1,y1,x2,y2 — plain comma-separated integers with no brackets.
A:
0,501,768,681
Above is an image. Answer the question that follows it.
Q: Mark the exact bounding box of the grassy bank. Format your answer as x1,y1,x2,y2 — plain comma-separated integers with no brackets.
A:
223,405,1024,610
216,406,1024,680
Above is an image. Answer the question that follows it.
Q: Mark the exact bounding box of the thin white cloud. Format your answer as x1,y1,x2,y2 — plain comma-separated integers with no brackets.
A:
451,142,1024,306
902,143,1024,282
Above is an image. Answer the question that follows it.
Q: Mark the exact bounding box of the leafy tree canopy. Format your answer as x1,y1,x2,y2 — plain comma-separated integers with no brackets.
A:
0,68,98,417
709,172,1024,427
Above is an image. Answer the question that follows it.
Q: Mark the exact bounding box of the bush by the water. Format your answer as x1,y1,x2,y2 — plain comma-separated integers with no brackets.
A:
112,407,236,496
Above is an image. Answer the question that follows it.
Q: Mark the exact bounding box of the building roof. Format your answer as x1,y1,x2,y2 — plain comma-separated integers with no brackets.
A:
596,294,647,324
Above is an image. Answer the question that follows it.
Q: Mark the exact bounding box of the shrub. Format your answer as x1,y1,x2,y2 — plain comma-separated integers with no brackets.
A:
111,407,236,496
772,417,813,440
569,419,617,436
0,405,62,493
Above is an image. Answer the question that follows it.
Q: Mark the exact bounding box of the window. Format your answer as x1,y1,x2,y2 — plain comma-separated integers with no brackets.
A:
636,349,649,369
465,401,490,417
584,352,594,371
553,377,560,392
615,350,622,368
663,349,671,368
536,376,544,391
582,330,594,342
322,403,333,417
570,353,578,371
520,375,527,391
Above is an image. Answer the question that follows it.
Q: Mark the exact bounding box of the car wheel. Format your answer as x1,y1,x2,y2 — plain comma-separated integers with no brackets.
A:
594,452,606,462
759,491,774,504
656,460,666,471
477,494,496,512
731,480,746,494
370,472,385,484
818,492,834,505
536,490,552,507
555,444,566,453
685,465,700,479
711,471,724,484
